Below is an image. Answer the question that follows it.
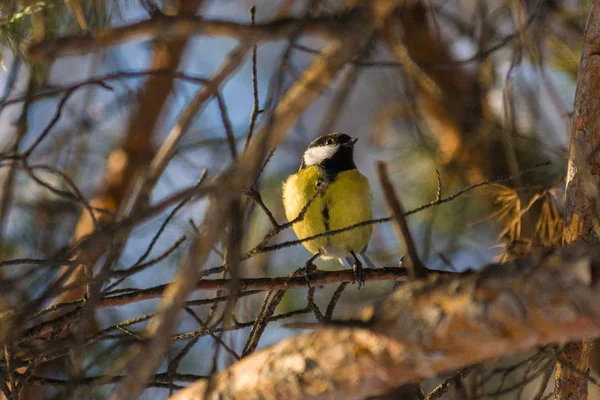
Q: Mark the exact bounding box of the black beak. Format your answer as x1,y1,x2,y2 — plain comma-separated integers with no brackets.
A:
347,138,359,147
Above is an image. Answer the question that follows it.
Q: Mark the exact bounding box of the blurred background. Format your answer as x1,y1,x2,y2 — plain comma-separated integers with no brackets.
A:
0,0,587,398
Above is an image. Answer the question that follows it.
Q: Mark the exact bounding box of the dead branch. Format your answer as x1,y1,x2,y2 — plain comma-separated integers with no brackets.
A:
169,243,600,400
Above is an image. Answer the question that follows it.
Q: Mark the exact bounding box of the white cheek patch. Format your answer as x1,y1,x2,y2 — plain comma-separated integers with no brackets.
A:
303,145,339,166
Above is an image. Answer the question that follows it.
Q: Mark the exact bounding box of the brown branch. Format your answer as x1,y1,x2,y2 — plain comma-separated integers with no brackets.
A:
242,289,284,356
554,342,591,399
376,162,425,400
10,269,405,349
99,268,406,309
26,12,361,61
377,162,428,279
169,243,600,400
325,282,348,321
565,3,600,241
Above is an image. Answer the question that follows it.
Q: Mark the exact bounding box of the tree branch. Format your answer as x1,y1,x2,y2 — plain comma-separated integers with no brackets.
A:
26,12,360,61
169,244,600,400
377,162,428,279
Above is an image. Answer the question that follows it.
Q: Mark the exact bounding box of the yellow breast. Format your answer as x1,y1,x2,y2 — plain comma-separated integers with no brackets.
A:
282,166,373,258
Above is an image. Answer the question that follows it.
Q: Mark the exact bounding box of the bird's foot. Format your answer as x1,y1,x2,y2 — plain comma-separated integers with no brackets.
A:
352,261,365,289
349,251,365,288
303,260,319,289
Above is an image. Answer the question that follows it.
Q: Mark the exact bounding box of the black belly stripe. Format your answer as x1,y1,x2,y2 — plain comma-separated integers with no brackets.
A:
322,204,330,247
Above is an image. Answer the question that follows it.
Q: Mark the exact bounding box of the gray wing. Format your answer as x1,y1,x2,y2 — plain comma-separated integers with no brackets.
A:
357,253,377,269
340,256,354,269
339,253,377,269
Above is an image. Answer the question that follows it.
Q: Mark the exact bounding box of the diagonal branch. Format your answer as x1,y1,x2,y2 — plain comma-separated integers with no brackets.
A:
377,162,428,279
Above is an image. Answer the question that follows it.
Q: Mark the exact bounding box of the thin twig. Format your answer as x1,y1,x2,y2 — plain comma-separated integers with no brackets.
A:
0,70,208,108
215,92,238,160
245,5,261,152
435,169,442,202
242,288,286,356
183,308,240,361
250,161,551,258
306,286,324,322
325,282,348,321
242,290,272,355
22,82,112,158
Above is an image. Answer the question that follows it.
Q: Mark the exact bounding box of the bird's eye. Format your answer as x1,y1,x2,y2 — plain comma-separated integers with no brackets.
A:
325,138,335,145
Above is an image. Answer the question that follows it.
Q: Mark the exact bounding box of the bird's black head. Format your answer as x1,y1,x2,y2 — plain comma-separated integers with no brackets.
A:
300,133,358,175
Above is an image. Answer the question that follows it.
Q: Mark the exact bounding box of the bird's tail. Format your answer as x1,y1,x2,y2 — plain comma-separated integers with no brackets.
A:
340,253,377,269
359,253,377,269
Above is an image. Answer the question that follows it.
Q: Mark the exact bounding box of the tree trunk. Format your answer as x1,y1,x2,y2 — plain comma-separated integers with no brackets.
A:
561,1,600,398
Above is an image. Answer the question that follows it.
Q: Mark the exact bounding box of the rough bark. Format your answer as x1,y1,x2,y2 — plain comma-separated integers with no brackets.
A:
168,244,600,400
561,1,600,398
555,342,592,400
565,0,600,242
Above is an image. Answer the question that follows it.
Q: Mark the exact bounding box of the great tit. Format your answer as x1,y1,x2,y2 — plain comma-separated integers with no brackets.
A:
282,133,375,286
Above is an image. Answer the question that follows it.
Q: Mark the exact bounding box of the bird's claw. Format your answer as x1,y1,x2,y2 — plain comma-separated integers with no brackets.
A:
304,261,318,289
352,262,365,289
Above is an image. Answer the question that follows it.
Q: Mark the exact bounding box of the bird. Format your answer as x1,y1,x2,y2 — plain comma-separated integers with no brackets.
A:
282,132,375,286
